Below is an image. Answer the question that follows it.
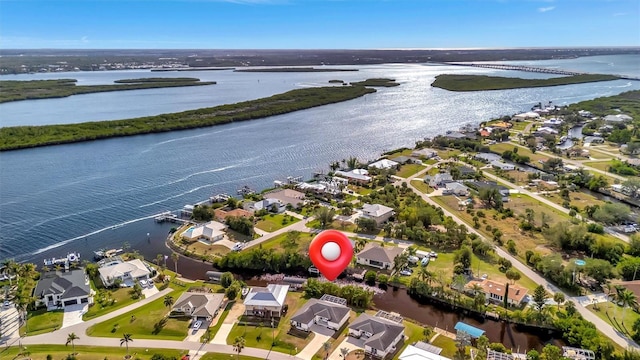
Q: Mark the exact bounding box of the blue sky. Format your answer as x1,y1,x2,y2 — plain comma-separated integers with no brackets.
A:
0,0,639,49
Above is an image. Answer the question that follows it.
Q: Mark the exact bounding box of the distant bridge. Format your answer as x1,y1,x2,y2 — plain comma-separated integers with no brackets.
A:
443,62,640,81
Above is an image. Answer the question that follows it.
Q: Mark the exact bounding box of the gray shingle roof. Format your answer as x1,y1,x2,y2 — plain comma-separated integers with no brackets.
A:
173,292,225,318
290,298,350,324
34,269,90,300
349,313,405,352
356,243,404,264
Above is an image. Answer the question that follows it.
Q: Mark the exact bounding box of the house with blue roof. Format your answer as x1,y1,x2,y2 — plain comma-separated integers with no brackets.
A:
243,284,289,318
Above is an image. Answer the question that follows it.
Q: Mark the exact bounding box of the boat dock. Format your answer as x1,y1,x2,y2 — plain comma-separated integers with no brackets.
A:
154,211,189,224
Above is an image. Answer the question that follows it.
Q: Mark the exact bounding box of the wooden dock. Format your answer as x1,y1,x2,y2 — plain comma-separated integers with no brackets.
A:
154,212,189,224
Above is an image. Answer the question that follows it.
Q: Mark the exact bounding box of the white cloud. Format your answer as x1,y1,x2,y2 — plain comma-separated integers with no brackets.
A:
538,6,555,12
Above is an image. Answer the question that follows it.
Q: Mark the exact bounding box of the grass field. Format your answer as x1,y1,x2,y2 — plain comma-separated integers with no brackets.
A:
542,190,604,210
410,179,433,194
489,143,550,164
86,288,189,340
255,214,300,232
431,335,458,358
397,164,427,178
392,321,424,360
586,149,617,160
83,287,141,320
587,302,640,338
260,231,315,253
584,160,614,172
226,292,311,354
485,168,531,186
22,308,63,336
1,345,186,360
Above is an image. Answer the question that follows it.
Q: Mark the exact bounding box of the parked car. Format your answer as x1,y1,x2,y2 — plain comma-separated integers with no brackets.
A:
139,279,148,287
232,242,244,251
399,269,413,276
193,320,202,330
3,300,10,309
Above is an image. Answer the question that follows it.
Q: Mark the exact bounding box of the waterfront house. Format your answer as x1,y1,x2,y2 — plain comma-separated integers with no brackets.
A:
356,243,404,270
243,284,289,318
604,114,633,123
390,156,420,165
263,189,306,209
465,279,528,307
34,269,93,309
512,112,540,121
411,148,438,159
244,198,286,213
348,311,405,359
424,172,453,188
334,169,372,184
399,342,448,360
361,203,395,225
543,118,563,127
490,160,515,171
182,221,227,243
213,208,253,222
98,259,151,287
170,291,225,322
369,159,400,170
290,294,350,332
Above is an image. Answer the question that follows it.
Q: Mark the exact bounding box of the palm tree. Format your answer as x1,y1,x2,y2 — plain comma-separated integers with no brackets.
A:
470,283,484,296
354,238,368,253
120,333,133,357
233,336,246,359
163,295,174,308
553,292,565,310
2,259,17,285
417,265,433,285
66,332,79,354
171,253,179,274
323,341,332,359
391,253,409,276
618,289,638,321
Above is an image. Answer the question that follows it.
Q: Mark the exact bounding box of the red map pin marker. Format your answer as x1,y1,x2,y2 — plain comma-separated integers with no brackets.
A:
309,229,353,281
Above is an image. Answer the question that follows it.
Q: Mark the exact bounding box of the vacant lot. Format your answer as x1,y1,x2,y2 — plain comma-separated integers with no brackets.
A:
489,143,550,164
255,213,300,232
397,164,426,178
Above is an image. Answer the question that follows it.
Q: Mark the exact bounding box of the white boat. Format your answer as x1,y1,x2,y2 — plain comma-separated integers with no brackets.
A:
44,252,80,267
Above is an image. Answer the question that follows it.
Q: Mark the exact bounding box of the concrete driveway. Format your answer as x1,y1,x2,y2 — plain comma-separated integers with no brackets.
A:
297,331,330,359
328,336,363,360
62,303,88,329
142,284,159,298
0,305,20,342
211,302,245,344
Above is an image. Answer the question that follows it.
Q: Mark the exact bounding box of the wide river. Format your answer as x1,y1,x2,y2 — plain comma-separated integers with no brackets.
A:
1,54,639,264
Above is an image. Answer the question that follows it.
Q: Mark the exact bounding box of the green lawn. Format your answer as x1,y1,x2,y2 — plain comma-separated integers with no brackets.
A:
393,321,425,360
348,185,373,195
83,287,141,320
226,293,311,355
432,335,458,358
489,143,550,164
1,345,186,360
397,164,427,178
86,288,189,340
22,308,63,336
260,231,314,253
200,354,265,360
587,301,640,337
255,214,300,232
584,161,614,172
437,149,462,160
410,179,433,194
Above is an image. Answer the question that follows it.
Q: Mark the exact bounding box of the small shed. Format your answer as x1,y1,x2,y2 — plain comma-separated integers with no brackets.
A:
206,271,223,283
454,321,485,339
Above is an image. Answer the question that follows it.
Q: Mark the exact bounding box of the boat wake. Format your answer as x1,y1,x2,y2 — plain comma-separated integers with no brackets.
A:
31,214,159,255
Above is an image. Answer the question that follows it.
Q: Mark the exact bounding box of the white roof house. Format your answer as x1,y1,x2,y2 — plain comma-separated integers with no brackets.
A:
543,118,563,126
399,344,450,360
604,114,633,123
513,112,540,121
490,160,516,171
361,203,395,225
335,169,372,183
182,221,227,242
369,159,400,170
98,259,151,287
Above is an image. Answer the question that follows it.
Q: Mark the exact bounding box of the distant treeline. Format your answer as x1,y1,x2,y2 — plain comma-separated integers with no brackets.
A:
234,67,358,72
431,74,620,91
0,78,216,103
0,85,376,151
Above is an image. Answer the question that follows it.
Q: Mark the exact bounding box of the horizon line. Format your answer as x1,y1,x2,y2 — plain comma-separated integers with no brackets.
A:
2,46,640,51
